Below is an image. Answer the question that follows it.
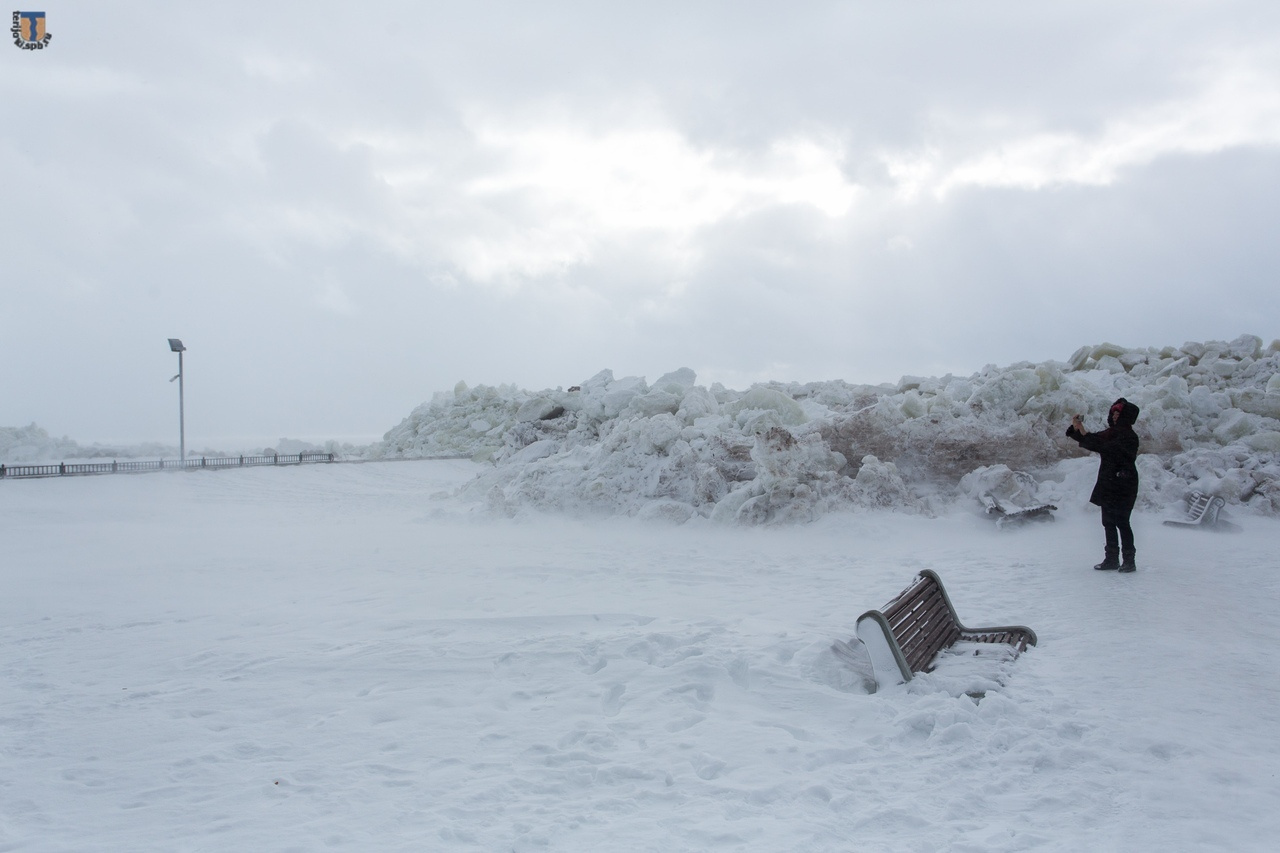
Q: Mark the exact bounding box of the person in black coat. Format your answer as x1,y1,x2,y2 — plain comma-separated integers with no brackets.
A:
1067,397,1141,572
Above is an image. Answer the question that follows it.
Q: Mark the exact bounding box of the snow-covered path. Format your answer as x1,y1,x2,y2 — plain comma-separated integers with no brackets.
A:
3,461,1278,851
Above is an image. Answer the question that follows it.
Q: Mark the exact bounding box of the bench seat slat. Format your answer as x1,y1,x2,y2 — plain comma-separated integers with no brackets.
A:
963,628,1035,652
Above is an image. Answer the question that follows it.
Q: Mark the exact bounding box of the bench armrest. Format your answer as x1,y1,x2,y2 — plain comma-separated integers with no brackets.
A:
918,570,1038,648
855,609,913,691
958,625,1038,651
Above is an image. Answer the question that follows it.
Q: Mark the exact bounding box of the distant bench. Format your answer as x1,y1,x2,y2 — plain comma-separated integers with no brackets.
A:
979,492,1057,530
854,569,1037,692
1163,491,1237,531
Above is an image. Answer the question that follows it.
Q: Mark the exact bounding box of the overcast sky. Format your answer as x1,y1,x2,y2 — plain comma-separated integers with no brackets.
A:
3,1,1279,446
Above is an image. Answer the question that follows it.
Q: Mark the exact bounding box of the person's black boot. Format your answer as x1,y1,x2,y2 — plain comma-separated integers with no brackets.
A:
1119,550,1136,573
1094,547,1120,571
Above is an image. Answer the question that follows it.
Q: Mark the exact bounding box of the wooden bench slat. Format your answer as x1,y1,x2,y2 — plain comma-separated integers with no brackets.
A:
890,585,946,620
886,588,948,635
892,595,950,640
911,624,961,672
882,579,934,621
893,611,948,653
900,624,951,669
903,620,952,652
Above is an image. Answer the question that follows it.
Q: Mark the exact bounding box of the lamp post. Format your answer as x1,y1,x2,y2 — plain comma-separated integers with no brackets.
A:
168,338,186,460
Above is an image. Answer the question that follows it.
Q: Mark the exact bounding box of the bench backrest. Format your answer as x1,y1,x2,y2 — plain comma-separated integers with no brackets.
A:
1194,492,1225,525
879,572,962,673
1184,491,1226,525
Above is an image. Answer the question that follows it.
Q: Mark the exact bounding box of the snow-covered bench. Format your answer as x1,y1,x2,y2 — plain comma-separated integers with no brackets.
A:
854,570,1037,692
979,492,1057,530
1162,491,1236,531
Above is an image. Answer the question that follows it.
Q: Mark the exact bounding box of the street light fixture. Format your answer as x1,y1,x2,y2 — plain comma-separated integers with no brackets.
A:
168,338,186,460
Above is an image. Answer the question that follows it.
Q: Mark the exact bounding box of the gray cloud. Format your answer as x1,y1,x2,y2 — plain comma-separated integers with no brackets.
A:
3,1,1279,445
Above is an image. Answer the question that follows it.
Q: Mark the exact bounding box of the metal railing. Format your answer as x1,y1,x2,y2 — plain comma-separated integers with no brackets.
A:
0,452,336,479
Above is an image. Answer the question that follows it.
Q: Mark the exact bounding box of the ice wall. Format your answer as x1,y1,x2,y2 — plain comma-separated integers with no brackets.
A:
372,335,1280,523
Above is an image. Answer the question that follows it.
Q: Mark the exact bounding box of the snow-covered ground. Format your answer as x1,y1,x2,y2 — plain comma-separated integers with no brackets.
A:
3,460,1279,851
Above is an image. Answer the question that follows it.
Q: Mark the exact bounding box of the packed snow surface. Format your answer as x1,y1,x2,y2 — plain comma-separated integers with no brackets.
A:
3,461,1279,851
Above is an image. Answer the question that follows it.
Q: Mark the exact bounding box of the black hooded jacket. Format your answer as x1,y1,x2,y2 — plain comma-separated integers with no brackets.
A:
1067,397,1140,506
